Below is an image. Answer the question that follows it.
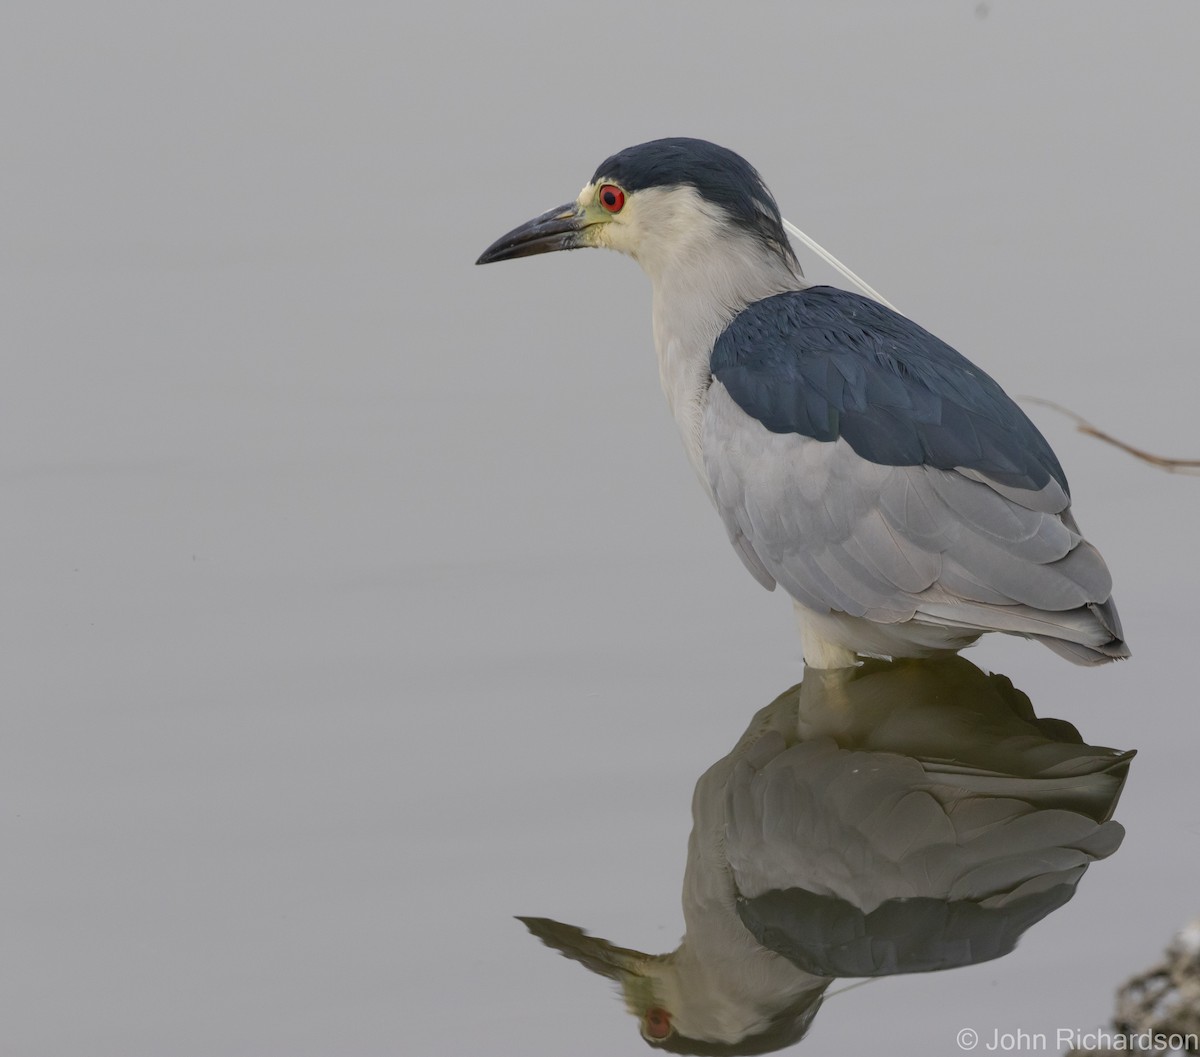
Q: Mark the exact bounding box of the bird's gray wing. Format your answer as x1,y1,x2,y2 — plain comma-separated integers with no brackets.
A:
704,384,1108,623
703,289,1124,652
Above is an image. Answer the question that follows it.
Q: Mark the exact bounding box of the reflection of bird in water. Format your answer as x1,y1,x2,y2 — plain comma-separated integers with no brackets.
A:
520,656,1134,1054
477,138,1128,668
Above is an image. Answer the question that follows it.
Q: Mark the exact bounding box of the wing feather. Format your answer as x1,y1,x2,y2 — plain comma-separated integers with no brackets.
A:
711,287,1069,493
702,383,1123,651
702,287,1126,659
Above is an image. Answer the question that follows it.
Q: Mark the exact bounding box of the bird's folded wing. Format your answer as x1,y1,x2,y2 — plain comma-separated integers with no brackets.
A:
709,286,1068,496
703,385,1113,622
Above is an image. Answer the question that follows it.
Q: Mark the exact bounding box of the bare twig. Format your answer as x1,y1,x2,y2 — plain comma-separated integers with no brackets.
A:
1020,397,1200,476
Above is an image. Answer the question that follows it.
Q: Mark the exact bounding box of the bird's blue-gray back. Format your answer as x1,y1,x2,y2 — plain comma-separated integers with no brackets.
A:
710,287,1068,494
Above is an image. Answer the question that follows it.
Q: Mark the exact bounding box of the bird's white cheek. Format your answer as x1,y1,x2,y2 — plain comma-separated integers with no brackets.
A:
594,221,638,258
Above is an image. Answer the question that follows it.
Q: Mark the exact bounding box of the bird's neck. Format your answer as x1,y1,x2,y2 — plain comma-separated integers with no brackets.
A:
657,875,826,1044
645,240,804,480
655,752,827,1042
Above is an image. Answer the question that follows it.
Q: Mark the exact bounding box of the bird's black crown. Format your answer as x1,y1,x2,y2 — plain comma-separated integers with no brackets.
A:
591,138,798,268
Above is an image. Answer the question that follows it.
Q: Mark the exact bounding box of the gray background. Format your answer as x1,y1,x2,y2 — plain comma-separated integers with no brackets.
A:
4,2,1198,1054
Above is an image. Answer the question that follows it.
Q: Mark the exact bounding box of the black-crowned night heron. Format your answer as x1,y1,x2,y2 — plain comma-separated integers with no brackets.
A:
520,657,1133,1053
477,138,1129,669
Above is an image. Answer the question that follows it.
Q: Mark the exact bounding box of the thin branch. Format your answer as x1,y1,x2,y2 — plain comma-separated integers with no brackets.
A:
1020,397,1200,476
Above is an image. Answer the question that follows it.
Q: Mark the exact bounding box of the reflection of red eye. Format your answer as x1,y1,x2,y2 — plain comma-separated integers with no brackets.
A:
645,1008,672,1039
599,184,625,213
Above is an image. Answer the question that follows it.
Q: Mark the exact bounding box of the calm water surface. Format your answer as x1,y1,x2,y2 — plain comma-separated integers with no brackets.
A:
5,3,1198,1055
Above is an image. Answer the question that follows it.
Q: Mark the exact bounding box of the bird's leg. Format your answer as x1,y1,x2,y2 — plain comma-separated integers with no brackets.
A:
794,603,861,670
796,664,859,736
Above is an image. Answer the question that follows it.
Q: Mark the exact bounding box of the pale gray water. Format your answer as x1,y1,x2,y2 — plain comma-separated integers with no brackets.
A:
4,2,1198,1054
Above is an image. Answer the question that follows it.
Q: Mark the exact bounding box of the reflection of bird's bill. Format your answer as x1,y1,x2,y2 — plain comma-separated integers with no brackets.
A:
516,917,668,1041
516,915,656,980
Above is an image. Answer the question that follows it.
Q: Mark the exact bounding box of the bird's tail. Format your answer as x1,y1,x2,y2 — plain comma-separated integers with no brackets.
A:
916,596,1130,666
1030,595,1130,665
1034,634,1130,665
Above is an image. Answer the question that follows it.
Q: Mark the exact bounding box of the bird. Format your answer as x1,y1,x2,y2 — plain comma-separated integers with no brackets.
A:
518,657,1133,1053
476,138,1128,669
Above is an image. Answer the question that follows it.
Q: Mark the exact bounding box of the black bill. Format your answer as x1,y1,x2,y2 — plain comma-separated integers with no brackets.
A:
476,203,588,264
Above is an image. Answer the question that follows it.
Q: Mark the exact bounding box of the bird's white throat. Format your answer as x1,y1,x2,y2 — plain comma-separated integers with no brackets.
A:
641,210,804,481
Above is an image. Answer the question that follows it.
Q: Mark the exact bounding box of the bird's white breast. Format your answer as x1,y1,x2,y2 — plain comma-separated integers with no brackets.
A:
640,220,805,491
655,328,714,489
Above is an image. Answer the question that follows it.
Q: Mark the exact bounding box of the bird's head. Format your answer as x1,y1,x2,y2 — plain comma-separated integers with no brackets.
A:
517,916,825,1054
476,138,801,284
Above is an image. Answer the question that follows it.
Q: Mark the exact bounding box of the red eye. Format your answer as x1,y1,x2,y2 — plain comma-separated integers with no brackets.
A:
599,184,625,213
644,1008,672,1040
